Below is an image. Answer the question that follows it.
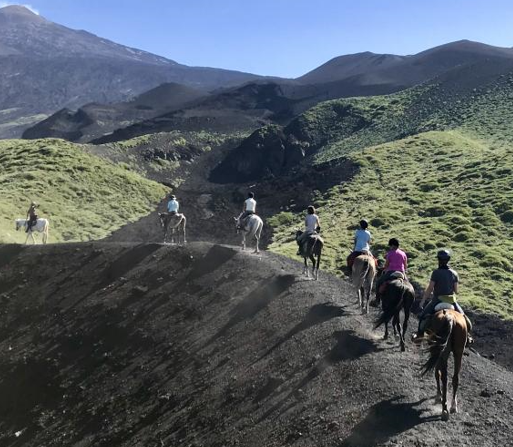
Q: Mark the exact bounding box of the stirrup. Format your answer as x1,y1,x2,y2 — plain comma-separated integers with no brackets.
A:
412,332,424,344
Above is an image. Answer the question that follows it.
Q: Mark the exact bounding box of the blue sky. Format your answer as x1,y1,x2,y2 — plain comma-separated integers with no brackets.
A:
5,0,513,77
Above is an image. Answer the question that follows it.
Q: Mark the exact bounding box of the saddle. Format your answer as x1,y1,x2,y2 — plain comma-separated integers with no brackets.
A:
378,272,407,295
299,234,323,256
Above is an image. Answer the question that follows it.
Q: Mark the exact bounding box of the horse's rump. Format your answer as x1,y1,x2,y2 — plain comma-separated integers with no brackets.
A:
422,310,466,375
352,255,376,283
374,278,414,329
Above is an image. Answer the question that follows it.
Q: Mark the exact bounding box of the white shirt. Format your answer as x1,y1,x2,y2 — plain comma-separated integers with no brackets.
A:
305,214,318,233
245,198,256,212
354,229,371,252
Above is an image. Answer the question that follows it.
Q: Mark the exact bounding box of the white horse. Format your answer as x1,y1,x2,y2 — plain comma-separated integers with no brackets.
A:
158,212,187,245
234,214,263,253
15,218,50,244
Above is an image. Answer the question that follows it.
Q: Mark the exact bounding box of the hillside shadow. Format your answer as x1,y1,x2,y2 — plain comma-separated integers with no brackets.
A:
207,274,296,344
0,244,26,269
92,243,162,293
257,302,346,361
259,330,381,420
340,396,438,447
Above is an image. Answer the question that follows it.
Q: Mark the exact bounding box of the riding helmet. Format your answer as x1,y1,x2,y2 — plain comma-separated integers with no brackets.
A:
170,195,176,200
359,219,368,229
437,249,451,260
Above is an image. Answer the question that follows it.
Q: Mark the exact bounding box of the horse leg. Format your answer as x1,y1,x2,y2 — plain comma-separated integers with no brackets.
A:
435,368,442,403
402,305,411,345
304,258,309,277
254,235,260,254
396,313,405,351
384,321,389,340
315,252,321,280
309,254,316,279
392,314,399,338
182,218,187,244
451,349,463,414
241,233,246,251
440,359,450,421
30,231,36,245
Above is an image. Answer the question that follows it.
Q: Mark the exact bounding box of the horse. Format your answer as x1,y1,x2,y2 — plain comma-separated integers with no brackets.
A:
351,254,376,313
374,277,414,351
158,212,187,244
15,218,50,244
421,309,467,421
295,231,323,280
234,214,263,253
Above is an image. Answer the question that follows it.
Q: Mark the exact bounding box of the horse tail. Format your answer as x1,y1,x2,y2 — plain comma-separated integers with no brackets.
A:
421,311,454,376
360,257,371,286
374,282,405,329
43,219,49,244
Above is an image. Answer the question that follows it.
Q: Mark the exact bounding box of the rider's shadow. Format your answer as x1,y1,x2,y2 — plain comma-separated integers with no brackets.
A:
340,395,438,447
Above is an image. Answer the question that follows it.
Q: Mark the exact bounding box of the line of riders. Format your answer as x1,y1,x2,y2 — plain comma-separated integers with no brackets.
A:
162,192,473,344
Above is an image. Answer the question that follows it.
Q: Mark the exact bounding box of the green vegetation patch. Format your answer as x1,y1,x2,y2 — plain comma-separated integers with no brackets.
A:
0,139,168,243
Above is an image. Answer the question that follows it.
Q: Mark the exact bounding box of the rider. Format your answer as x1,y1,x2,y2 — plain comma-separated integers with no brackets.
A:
374,238,408,304
167,194,179,215
238,192,256,228
26,201,38,233
347,219,372,271
413,250,473,343
296,206,320,255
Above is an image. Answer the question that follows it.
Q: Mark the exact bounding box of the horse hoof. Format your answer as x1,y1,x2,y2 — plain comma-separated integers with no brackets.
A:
441,411,449,421
401,345,406,352
450,406,458,414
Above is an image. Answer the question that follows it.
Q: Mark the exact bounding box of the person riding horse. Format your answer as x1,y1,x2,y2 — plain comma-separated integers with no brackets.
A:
26,201,38,233
296,206,320,256
374,238,408,305
238,192,257,230
167,194,179,215
347,219,374,272
413,250,473,344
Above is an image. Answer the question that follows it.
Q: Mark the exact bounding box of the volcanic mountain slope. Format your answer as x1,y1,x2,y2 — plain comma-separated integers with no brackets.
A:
22,83,208,143
28,39,513,144
212,56,513,182
0,241,512,447
298,40,513,85
0,5,261,138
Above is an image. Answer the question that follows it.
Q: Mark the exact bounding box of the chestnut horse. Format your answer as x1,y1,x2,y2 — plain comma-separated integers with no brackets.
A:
421,309,467,421
352,254,376,314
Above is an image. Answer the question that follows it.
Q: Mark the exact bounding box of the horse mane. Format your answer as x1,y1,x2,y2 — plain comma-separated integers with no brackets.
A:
421,311,454,376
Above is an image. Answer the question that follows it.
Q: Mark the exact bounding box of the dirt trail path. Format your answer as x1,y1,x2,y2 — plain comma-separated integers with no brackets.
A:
0,241,512,446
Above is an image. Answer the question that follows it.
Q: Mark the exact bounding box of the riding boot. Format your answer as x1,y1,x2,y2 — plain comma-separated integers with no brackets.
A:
413,317,428,343
463,314,474,345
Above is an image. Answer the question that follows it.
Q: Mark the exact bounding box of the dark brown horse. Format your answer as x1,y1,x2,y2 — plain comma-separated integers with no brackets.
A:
374,277,414,351
421,309,467,421
295,231,323,280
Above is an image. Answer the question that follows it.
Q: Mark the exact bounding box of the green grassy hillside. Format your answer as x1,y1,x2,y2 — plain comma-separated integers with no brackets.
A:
267,69,513,318
0,139,168,243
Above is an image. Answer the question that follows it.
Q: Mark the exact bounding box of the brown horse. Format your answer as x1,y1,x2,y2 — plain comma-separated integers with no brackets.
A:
158,212,187,244
295,231,323,280
374,277,414,351
421,309,467,421
352,254,376,314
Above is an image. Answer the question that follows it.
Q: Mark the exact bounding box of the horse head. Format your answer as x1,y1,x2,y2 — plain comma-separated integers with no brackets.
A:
15,220,23,231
